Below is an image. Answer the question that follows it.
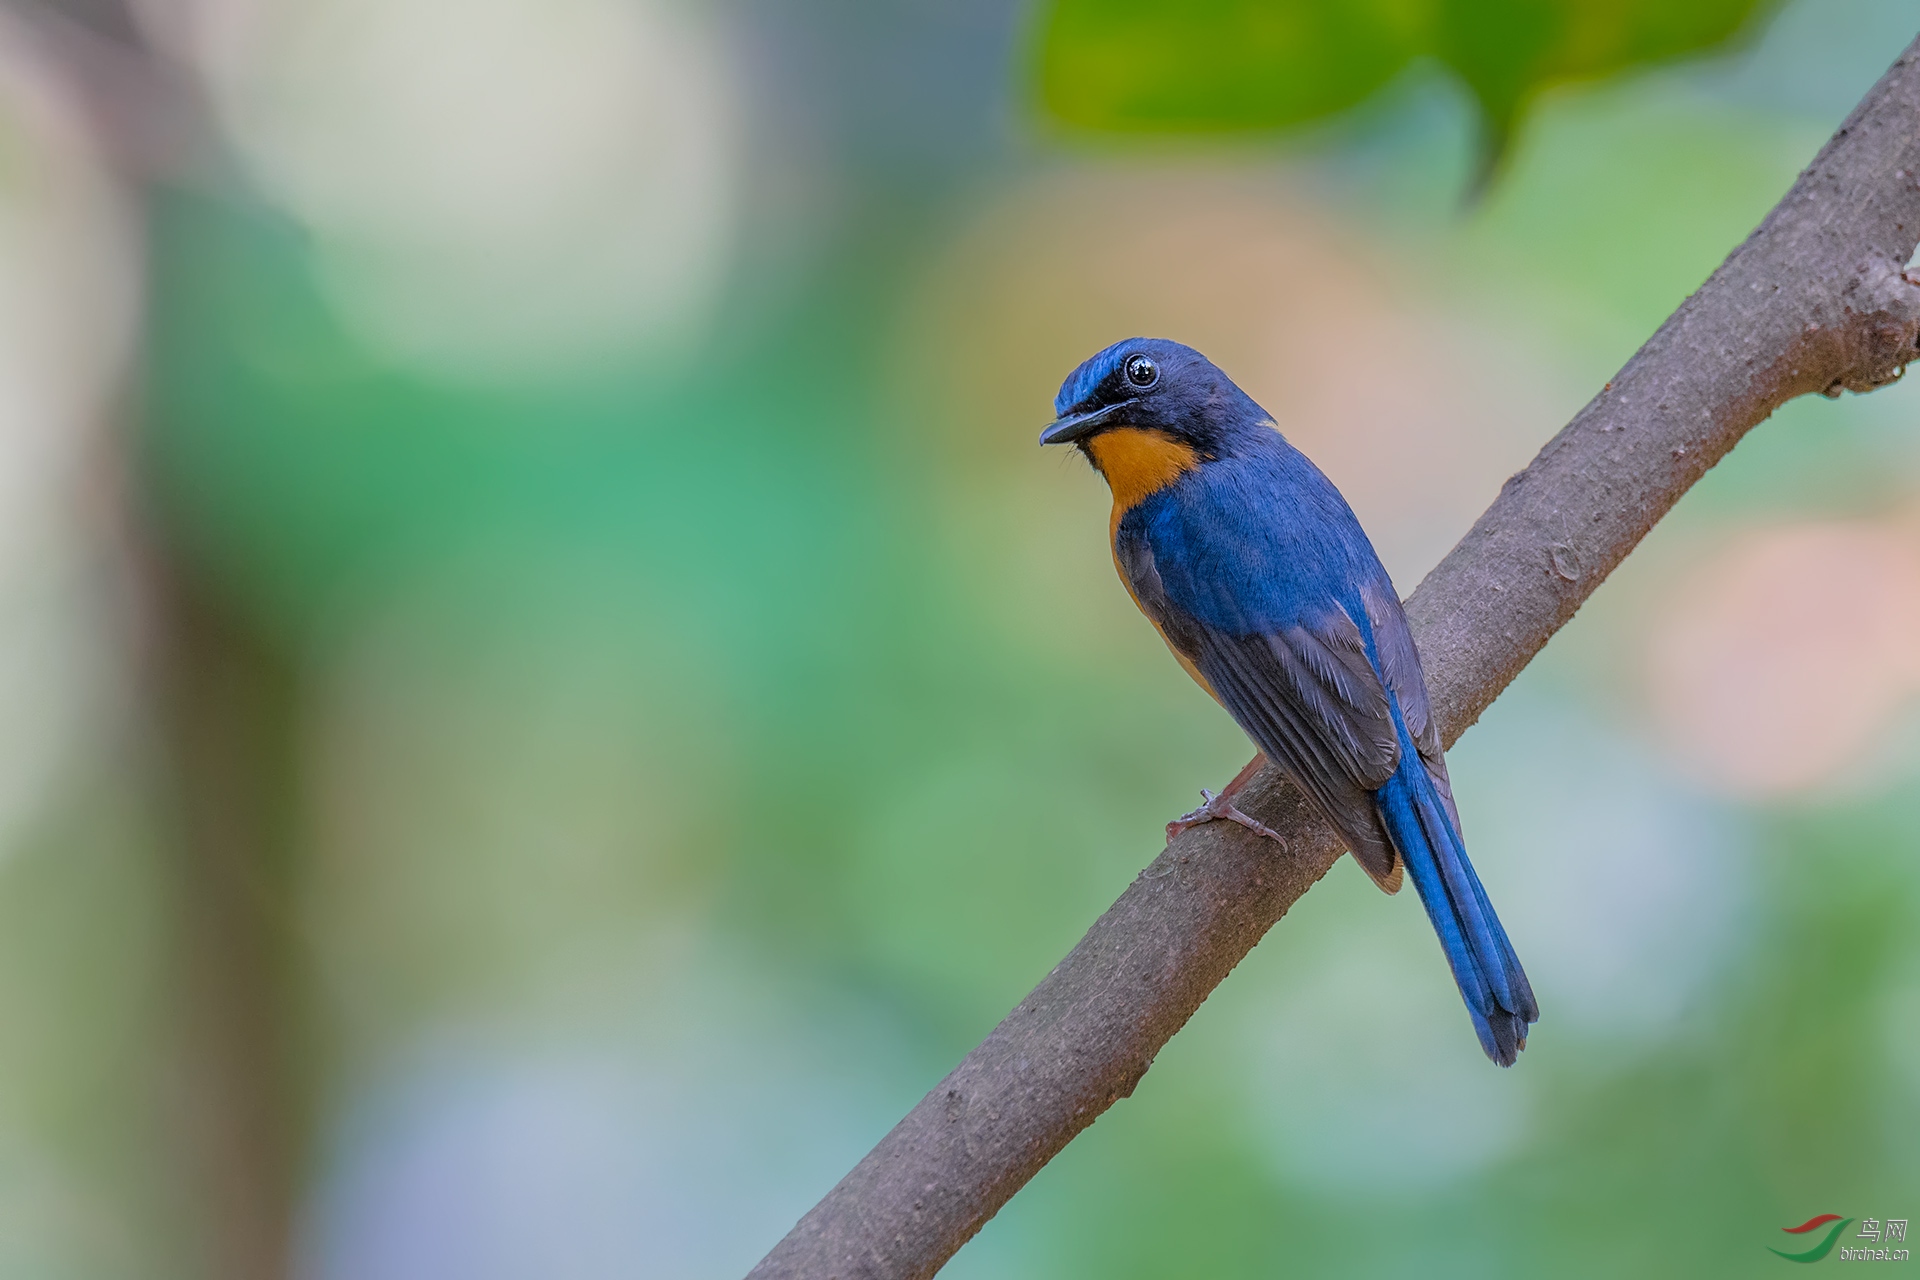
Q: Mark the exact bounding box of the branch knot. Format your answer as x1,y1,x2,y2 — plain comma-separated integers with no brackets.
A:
1825,256,1920,395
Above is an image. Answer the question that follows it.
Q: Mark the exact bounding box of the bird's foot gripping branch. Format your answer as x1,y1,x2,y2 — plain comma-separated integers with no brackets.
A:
751,36,1920,1280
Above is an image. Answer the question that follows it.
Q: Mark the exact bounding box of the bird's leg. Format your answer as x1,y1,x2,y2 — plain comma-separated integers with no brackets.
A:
1166,756,1286,846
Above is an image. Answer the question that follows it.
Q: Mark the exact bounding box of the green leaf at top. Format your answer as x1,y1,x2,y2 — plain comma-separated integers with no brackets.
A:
1037,0,1426,132
1434,0,1772,169
1035,0,1777,168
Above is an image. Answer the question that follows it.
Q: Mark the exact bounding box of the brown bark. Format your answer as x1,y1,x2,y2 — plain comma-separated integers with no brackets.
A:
749,32,1920,1280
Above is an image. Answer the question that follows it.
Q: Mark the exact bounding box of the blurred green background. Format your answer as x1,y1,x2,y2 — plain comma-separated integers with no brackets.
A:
0,0,1916,1276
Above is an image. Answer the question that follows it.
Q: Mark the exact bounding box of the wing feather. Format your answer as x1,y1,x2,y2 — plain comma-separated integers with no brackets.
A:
1120,523,1404,888
1194,621,1401,887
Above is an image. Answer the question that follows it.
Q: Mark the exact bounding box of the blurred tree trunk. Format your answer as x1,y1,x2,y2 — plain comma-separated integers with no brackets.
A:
146,551,304,1280
22,3,306,1276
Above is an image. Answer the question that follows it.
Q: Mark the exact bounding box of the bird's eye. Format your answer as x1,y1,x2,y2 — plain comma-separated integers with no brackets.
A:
1124,354,1158,388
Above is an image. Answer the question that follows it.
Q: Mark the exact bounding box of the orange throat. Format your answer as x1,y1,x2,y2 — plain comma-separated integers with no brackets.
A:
1086,428,1199,533
1087,427,1213,700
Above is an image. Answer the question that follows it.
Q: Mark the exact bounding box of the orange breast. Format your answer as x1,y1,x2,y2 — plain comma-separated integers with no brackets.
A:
1087,429,1215,700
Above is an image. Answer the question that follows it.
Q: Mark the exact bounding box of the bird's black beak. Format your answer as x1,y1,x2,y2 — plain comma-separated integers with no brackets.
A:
1038,401,1126,446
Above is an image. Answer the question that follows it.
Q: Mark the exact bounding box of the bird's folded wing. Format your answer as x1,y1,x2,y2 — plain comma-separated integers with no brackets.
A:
1195,614,1405,888
1120,534,1406,889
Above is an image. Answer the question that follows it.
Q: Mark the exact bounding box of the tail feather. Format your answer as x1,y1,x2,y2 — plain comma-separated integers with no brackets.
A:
1417,783,1535,1022
1375,741,1538,1066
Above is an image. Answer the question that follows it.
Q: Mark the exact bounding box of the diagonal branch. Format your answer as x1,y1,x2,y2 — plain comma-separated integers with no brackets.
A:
751,33,1920,1280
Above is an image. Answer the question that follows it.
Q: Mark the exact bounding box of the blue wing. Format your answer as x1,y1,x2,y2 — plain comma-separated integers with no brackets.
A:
1117,438,1537,1063
1116,445,1422,887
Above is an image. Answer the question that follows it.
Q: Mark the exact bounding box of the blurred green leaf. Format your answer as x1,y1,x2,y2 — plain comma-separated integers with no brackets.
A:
1036,0,1423,132
1036,0,1776,176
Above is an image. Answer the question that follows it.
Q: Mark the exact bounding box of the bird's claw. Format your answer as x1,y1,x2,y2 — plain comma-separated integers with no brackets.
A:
1165,788,1288,847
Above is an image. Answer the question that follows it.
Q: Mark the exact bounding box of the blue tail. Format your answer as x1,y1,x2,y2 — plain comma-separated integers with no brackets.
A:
1374,727,1538,1066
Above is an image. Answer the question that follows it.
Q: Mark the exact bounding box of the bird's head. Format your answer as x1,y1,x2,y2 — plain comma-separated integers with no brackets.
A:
1039,338,1267,505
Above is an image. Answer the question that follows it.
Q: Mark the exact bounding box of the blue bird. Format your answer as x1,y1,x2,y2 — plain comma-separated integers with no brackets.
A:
1040,338,1538,1065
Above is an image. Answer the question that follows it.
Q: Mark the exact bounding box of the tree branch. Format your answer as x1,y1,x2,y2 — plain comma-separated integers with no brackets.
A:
750,34,1920,1280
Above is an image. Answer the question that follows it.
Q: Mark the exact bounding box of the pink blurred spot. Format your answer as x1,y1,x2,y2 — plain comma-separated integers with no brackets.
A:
1647,522,1920,796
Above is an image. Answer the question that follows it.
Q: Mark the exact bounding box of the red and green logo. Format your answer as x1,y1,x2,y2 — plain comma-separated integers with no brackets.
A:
1770,1215,1853,1263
